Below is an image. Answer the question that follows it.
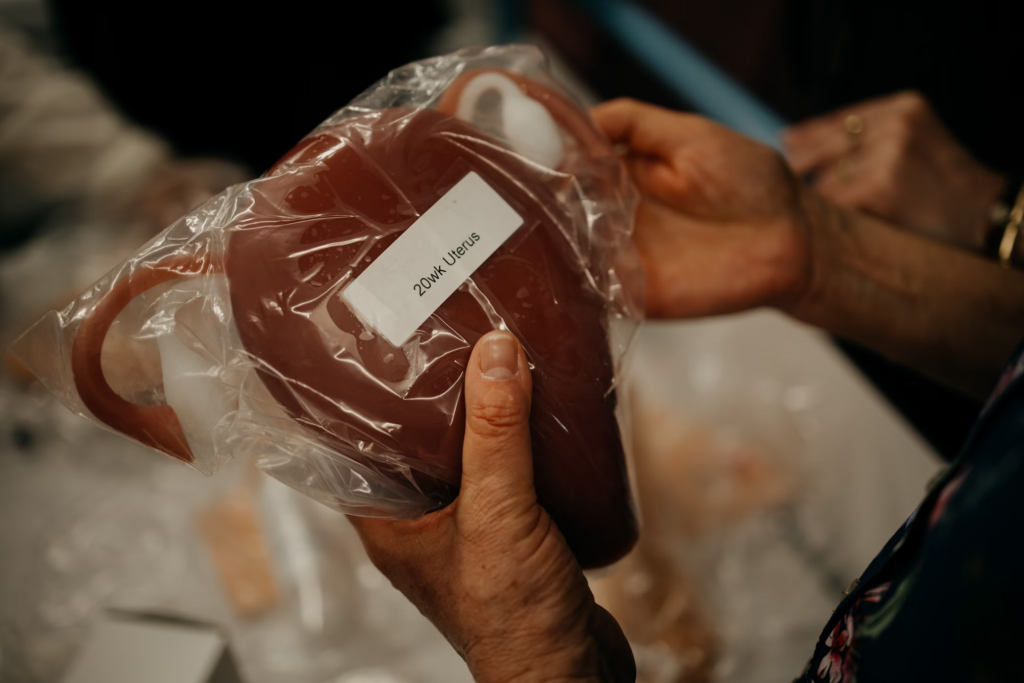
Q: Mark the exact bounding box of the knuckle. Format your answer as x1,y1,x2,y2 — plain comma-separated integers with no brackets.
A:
902,90,927,109
606,97,644,117
896,91,929,122
891,90,917,107
457,498,521,550
468,389,528,438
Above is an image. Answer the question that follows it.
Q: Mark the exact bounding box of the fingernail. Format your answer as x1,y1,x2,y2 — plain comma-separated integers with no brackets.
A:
480,332,519,381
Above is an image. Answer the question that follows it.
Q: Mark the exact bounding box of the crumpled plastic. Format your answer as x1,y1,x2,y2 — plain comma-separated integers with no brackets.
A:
13,45,644,569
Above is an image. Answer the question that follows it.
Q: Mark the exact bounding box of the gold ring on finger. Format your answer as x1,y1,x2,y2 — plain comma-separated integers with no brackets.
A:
836,114,865,181
844,114,865,147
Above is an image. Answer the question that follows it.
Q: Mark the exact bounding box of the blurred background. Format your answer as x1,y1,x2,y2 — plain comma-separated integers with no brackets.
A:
2,0,1017,681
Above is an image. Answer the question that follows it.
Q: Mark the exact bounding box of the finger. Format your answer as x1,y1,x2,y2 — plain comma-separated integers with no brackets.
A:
784,93,906,176
460,330,535,507
813,164,864,205
783,113,852,175
812,149,886,214
625,155,692,210
591,98,708,157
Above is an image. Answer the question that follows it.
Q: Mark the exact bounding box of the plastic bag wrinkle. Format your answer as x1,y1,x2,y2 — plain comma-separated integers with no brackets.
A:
14,44,644,568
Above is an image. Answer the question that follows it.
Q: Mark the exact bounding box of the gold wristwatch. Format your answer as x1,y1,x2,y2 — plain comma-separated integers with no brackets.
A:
986,178,1024,268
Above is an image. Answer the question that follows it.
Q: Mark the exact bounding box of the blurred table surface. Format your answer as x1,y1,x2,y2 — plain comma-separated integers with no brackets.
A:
0,307,940,683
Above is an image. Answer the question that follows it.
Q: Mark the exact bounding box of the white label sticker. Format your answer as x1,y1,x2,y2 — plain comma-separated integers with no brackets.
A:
342,172,524,346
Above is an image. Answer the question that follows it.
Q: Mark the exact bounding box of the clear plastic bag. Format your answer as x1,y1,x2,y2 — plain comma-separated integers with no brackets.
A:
13,45,644,569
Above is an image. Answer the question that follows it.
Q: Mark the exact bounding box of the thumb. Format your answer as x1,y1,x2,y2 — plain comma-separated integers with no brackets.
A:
460,330,535,512
591,98,703,157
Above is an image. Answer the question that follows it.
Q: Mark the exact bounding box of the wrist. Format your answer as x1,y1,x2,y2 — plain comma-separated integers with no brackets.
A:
467,642,607,683
779,187,844,326
465,604,631,683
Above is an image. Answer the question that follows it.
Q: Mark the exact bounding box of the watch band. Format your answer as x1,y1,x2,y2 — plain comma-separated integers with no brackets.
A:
985,175,1024,266
998,184,1024,268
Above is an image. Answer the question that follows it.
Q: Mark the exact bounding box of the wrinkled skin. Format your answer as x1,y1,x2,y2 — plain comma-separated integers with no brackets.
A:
349,331,635,683
591,98,815,319
784,91,1004,251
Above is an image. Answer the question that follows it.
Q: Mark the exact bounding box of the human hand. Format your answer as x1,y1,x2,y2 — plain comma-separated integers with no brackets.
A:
784,91,1004,250
348,331,635,683
591,99,814,319
593,99,1024,398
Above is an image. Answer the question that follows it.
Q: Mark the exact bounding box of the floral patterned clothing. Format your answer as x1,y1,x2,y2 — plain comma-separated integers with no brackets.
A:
796,339,1024,683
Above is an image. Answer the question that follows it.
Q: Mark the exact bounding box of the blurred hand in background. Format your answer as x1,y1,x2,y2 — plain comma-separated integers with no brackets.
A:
592,98,1024,397
784,91,1005,252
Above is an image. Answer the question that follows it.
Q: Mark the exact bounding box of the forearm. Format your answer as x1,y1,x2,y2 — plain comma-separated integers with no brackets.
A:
790,189,1024,399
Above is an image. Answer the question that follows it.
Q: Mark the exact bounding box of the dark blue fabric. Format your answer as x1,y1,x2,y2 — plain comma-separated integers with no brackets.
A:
796,339,1024,682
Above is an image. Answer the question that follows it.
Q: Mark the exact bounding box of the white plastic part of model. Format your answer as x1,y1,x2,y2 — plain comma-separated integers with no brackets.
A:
155,277,235,461
454,72,565,170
